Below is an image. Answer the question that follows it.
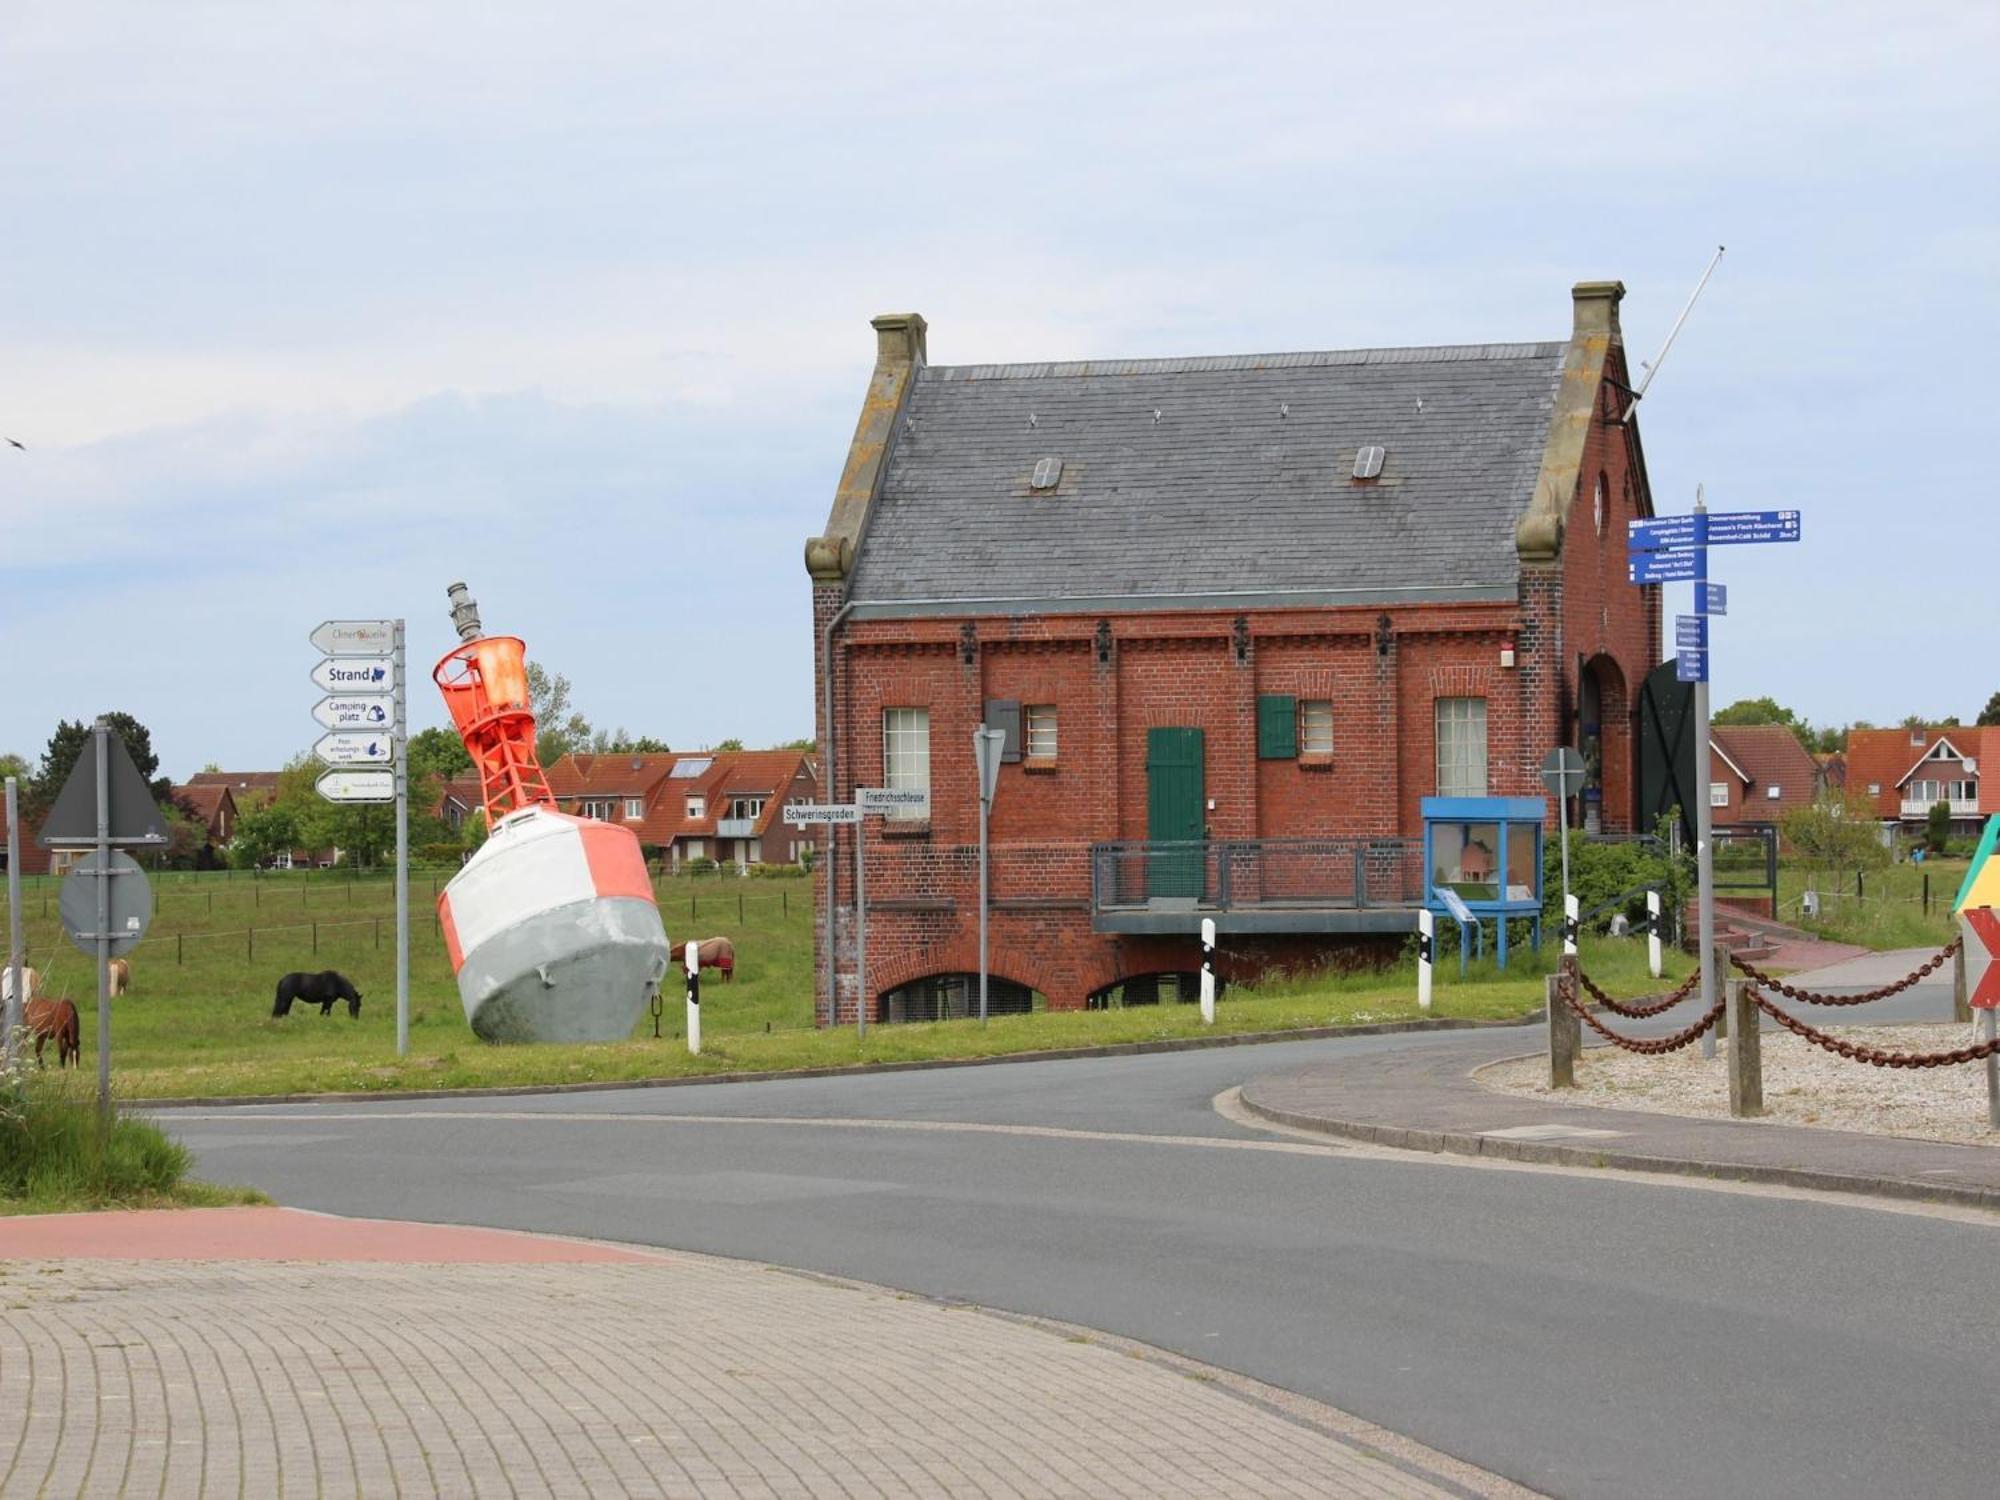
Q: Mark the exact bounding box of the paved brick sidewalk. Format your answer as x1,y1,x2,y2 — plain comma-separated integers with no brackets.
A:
0,1209,1528,1498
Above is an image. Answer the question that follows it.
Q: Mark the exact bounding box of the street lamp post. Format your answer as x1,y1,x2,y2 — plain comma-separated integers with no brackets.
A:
972,726,1005,1025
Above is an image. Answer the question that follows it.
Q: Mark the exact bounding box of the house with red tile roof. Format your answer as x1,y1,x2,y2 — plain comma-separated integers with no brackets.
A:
1706,724,1820,826
185,770,283,809
1845,725,2000,837
170,783,238,855
544,750,821,870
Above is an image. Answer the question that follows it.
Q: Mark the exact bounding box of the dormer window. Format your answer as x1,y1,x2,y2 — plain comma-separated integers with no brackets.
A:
687,795,706,819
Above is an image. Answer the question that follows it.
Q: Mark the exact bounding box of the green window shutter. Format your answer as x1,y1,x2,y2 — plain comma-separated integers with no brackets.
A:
1257,695,1297,759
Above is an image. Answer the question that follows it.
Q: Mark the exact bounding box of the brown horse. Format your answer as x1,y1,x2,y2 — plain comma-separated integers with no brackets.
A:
23,996,80,1068
109,959,131,997
675,937,735,981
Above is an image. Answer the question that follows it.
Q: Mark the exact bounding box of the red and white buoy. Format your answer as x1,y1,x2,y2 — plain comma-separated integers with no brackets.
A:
432,583,669,1042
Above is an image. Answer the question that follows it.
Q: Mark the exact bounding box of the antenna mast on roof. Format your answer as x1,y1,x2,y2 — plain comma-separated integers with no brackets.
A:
1622,245,1724,424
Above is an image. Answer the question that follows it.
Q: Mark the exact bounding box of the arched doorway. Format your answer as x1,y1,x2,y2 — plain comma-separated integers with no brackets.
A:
1578,654,1632,833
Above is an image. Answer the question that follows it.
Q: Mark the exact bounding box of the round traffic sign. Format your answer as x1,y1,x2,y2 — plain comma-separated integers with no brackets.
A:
1540,746,1588,800
59,851,155,959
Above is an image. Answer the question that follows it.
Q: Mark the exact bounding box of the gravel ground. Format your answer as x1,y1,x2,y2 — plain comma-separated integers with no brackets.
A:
1481,1023,2000,1145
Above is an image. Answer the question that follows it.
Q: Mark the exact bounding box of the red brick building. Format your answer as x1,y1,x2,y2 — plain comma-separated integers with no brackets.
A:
1846,726,1999,837
545,749,820,870
1706,724,1821,826
805,283,1662,1024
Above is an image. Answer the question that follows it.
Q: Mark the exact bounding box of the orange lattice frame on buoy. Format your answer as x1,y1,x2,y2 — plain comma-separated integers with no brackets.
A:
433,608,554,822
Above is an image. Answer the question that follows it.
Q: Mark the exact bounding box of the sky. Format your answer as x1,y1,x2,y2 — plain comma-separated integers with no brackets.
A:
2,2,1995,780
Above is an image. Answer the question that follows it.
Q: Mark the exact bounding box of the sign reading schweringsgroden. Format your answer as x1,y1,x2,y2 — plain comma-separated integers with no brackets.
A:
784,803,861,826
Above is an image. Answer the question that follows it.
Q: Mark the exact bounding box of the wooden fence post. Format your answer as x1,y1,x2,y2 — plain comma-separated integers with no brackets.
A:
1954,940,1972,1024
1727,975,1762,1117
1546,972,1578,1089
1712,942,1731,1041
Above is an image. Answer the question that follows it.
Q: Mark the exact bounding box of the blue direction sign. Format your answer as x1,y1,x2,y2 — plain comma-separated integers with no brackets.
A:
1698,582,1727,616
1627,515,1704,551
1703,509,1800,546
1676,648,1709,683
1630,550,1701,583
1675,615,1708,650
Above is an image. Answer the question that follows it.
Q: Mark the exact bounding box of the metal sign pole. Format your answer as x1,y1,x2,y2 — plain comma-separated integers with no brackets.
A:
1692,496,1719,1061
393,619,410,1058
1558,776,1572,933
854,816,867,1039
93,719,112,1118
4,777,22,1067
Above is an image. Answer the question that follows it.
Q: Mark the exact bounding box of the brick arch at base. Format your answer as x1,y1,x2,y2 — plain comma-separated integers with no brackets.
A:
1579,652,1634,832
867,923,1136,1015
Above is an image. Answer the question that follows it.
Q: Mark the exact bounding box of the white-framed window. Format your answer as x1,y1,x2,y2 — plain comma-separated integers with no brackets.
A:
1766,785,1782,801
1300,699,1334,756
1867,782,1881,795
685,838,706,860
1710,783,1731,808
624,797,644,820
883,707,930,818
687,795,706,819
1434,698,1487,797
1026,704,1058,760
730,796,767,821
581,798,615,820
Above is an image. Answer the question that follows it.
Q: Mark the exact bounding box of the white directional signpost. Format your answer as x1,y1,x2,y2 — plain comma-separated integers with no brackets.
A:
785,800,865,1034
1540,746,1587,956
312,619,409,1055
1628,491,1801,1056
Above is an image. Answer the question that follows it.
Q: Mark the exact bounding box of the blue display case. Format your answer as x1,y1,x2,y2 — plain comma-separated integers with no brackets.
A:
1421,796,1547,970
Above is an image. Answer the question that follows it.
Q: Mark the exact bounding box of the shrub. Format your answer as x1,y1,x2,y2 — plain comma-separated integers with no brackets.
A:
0,1063,193,1208
748,862,808,879
1927,800,1952,854
684,857,717,875
1542,815,1693,935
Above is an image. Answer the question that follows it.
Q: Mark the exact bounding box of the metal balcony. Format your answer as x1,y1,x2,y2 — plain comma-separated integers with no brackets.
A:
715,818,757,839
1088,838,1425,935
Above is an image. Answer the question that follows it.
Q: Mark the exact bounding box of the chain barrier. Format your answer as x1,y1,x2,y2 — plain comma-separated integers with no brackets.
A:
1557,965,1724,1055
1747,983,2000,1069
1728,935,1959,1007
1569,964,1701,1019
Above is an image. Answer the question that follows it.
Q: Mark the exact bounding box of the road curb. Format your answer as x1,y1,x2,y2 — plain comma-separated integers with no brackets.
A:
1235,1087,2000,1213
128,1010,1539,1111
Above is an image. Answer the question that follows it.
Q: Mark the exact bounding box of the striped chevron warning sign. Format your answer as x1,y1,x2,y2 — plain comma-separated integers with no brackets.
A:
1963,907,2000,1010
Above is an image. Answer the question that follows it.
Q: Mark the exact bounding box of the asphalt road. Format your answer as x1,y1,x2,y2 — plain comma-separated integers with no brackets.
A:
173,990,1999,1500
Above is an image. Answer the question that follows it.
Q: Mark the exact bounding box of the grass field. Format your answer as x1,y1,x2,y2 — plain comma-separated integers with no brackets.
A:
1775,859,1965,951
1,866,1688,1100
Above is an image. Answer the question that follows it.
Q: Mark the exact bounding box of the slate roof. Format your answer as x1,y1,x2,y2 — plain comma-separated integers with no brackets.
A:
847,341,1568,610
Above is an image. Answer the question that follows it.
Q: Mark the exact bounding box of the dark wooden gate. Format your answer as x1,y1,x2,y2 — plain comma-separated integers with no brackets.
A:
1637,658,1698,848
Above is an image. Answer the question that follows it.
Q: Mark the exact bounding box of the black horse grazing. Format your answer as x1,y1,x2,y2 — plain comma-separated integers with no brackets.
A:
272,970,363,1018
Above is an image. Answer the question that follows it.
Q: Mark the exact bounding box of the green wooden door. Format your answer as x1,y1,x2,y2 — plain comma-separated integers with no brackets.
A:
1146,728,1206,899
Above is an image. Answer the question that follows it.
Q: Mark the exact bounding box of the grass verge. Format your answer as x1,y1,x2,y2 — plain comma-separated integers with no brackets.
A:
0,1064,268,1215
109,936,1689,1101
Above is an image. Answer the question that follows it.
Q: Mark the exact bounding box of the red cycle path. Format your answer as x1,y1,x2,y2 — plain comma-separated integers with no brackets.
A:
0,1205,667,1264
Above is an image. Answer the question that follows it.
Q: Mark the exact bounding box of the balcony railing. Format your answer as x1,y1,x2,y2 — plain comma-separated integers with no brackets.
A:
715,818,757,839
1090,838,1425,913
1900,797,1979,819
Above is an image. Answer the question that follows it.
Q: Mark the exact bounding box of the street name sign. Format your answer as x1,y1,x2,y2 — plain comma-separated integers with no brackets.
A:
316,768,395,803
784,803,861,826
1676,648,1708,683
1675,615,1708,650
1629,550,1701,583
311,657,394,692
310,619,397,656
314,731,394,765
856,786,931,816
1698,583,1727,616
312,694,393,731
59,851,153,958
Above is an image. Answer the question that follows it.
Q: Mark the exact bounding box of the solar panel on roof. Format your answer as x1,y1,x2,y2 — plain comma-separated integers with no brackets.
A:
669,758,712,778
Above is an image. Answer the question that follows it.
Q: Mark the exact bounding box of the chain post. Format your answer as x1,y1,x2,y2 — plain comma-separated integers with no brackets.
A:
1546,967,1578,1089
1726,974,1762,1116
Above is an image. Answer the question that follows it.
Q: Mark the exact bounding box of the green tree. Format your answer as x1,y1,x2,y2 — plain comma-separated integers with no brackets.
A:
32,713,173,810
780,737,816,751
1927,800,1953,854
1783,790,1888,898
1713,697,1818,753
407,727,473,783
0,752,27,783
526,663,593,766
1979,692,2000,727
713,738,745,752
585,728,670,754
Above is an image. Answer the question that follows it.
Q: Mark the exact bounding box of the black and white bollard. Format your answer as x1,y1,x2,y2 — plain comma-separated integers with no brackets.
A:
685,939,702,1056
1647,889,1663,979
1417,908,1434,1011
1563,893,1580,960
1199,918,1216,1025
